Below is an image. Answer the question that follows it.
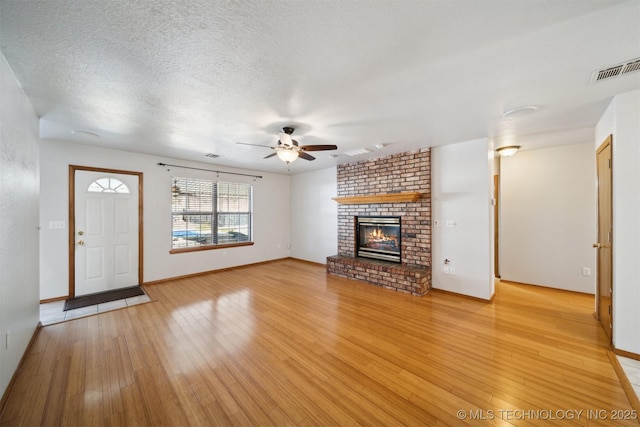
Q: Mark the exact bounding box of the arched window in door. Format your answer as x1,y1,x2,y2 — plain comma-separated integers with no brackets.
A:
86,177,131,193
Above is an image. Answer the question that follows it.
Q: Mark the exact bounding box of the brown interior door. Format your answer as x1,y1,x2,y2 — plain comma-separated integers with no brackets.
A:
595,136,613,341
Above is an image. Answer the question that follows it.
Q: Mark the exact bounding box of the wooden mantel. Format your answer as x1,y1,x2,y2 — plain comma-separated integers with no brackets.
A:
332,192,424,205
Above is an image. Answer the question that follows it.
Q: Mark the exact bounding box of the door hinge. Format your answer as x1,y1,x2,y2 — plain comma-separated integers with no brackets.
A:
608,305,611,315
608,231,612,242
608,158,612,168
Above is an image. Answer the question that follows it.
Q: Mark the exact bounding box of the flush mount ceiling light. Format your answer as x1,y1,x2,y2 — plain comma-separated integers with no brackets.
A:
502,106,538,118
71,129,100,138
496,145,521,157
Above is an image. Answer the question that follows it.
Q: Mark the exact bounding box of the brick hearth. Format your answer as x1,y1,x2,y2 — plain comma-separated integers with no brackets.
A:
327,148,432,295
327,255,430,296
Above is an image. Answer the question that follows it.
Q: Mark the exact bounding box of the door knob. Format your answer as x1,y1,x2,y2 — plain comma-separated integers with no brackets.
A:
77,240,85,246
592,243,602,248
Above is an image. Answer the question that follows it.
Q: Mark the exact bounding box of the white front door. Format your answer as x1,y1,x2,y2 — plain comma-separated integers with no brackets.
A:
74,170,140,296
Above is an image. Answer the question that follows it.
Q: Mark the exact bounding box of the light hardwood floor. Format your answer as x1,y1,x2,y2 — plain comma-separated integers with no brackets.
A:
1,259,637,426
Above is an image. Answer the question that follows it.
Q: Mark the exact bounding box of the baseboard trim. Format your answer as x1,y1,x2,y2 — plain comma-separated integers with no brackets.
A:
0,322,43,419
39,295,67,304
613,347,640,362
607,350,640,413
143,257,292,286
431,288,495,303
499,279,594,296
287,257,326,267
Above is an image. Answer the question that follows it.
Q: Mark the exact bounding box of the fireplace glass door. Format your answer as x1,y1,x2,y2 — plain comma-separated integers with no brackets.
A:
356,216,401,263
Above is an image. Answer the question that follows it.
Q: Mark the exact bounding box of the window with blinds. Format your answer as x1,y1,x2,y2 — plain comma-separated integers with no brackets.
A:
171,178,252,250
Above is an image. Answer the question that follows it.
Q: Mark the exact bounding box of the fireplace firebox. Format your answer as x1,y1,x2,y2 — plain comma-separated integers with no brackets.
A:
356,216,401,263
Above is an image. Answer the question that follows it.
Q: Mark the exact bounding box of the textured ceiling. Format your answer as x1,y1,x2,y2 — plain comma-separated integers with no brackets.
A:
1,0,639,174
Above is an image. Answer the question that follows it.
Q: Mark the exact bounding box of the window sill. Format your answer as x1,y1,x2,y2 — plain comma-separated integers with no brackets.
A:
170,241,254,254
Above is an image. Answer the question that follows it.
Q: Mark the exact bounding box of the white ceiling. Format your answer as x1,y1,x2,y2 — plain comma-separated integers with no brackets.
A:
1,0,639,174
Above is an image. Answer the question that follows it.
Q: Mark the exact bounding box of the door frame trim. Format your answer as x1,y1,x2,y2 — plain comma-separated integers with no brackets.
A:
68,165,144,297
595,135,613,340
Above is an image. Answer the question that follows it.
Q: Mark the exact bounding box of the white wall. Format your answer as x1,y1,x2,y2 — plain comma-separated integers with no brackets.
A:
431,138,495,300
39,140,291,299
500,142,596,294
596,90,640,354
289,167,338,264
0,54,40,398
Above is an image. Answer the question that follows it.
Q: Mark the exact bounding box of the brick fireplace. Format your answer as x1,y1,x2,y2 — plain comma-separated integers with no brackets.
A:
327,148,431,295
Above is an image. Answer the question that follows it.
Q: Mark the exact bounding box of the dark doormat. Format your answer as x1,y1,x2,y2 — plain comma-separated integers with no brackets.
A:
64,286,145,311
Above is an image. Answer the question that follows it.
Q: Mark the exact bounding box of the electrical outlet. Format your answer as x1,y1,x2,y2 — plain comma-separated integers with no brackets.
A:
582,267,591,276
450,267,456,275
446,220,456,228
443,266,450,275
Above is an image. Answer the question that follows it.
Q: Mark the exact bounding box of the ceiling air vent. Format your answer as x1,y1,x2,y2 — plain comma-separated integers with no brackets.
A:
590,57,640,84
622,58,640,75
205,153,219,158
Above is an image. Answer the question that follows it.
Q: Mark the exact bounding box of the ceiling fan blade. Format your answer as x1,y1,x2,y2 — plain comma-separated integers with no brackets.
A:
263,152,277,159
298,151,316,161
300,144,338,151
236,142,272,148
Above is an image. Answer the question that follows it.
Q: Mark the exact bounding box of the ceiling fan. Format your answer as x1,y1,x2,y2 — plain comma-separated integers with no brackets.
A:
237,127,338,164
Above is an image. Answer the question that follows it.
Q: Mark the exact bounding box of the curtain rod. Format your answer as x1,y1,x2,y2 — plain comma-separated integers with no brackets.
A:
158,163,263,179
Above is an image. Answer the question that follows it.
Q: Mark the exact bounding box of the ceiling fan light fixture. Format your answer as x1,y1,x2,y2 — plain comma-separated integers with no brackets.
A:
496,145,521,157
276,148,299,163
237,125,336,164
